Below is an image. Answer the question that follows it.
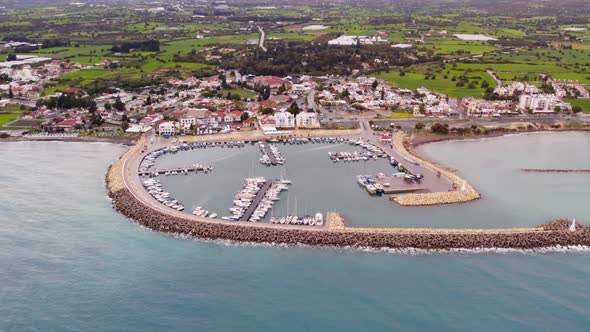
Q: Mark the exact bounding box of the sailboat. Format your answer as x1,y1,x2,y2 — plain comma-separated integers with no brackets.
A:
570,219,577,232
461,181,466,191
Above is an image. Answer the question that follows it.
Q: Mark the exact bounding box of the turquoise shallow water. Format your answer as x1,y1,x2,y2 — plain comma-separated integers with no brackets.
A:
1,139,590,331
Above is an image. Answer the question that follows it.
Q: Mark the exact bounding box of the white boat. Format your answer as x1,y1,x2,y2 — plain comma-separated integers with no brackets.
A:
570,219,577,232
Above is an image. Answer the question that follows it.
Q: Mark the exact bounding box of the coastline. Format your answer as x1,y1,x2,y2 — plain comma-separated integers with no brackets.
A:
104,130,590,250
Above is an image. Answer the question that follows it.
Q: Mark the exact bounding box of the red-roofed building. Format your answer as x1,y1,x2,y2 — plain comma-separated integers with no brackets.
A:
55,118,78,131
170,110,187,120
65,87,81,95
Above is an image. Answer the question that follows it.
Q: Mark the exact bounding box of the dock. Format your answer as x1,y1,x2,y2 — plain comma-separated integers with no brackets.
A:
240,180,273,221
139,165,212,177
261,142,278,165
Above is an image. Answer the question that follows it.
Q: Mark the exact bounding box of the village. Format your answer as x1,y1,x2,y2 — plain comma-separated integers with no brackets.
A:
0,55,587,138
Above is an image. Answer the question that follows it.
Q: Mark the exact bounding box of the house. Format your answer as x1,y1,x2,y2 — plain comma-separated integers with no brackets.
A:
259,116,277,133
296,112,320,128
55,118,78,131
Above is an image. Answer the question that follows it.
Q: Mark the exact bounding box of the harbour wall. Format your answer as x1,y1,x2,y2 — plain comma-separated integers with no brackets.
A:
108,188,590,250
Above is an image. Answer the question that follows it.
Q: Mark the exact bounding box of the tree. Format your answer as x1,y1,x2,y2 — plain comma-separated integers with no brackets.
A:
114,96,125,112
240,112,249,122
481,80,489,88
572,105,582,113
415,122,425,130
287,101,300,115
372,80,378,90
121,121,129,131
104,102,112,111
431,123,449,134
8,88,13,99
88,100,97,114
261,107,274,115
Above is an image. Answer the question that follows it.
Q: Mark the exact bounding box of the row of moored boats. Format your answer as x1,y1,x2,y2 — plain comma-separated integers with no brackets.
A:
259,141,285,165
269,213,324,226
142,178,185,211
223,177,291,222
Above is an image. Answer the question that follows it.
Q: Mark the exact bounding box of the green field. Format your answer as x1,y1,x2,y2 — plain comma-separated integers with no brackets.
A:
377,67,495,98
0,114,20,127
391,111,415,118
567,98,590,113
227,88,257,99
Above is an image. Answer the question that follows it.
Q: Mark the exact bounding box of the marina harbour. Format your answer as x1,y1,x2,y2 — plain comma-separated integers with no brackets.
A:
141,132,590,229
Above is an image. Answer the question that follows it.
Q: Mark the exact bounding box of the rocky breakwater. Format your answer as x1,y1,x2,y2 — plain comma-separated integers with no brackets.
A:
108,186,590,250
522,169,590,173
391,132,481,206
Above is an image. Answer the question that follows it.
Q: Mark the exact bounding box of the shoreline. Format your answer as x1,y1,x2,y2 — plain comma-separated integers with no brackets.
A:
103,129,590,250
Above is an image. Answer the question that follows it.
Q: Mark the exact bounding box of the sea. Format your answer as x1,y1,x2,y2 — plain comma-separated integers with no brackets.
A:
1,133,589,332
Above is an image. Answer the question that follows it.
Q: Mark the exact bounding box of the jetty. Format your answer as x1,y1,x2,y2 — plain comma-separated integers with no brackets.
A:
240,180,273,221
260,142,278,165
139,165,212,177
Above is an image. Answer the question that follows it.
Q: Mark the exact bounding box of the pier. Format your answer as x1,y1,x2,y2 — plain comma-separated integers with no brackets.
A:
260,142,278,165
240,180,273,221
139,165,212,177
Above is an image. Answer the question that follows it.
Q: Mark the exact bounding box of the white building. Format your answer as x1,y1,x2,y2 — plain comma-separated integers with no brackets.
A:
274,112,295,128
328,35,387,46
158,122,177,136
518,94,571,113
179,117,196,133
296,112,320,128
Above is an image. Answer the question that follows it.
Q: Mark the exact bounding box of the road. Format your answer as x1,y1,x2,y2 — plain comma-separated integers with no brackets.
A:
486,70,502,88
307,89,317,112
370,114,590,131
257,26,267,52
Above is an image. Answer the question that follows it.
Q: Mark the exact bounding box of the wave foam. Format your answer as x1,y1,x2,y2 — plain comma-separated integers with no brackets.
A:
166,231,590,256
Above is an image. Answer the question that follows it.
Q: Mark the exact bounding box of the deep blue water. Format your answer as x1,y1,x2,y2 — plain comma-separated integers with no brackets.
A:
1,140,590,332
